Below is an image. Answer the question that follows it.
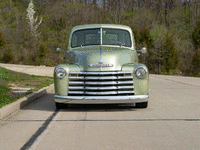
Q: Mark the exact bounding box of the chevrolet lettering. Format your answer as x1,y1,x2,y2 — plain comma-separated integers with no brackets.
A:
88,62,113,68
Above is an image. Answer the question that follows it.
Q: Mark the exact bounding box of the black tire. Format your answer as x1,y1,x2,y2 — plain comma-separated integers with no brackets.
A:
55,102,66,109
135,102,148,108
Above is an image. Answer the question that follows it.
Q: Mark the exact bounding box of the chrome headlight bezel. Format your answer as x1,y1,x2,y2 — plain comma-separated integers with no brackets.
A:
55,67,66,79
135,67,147,79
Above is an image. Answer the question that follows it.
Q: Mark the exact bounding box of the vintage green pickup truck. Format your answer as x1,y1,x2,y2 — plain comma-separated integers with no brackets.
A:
54,24,149,109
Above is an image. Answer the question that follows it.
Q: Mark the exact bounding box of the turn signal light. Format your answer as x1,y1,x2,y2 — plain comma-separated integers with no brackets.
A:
70,74,78,77
124,73,132,76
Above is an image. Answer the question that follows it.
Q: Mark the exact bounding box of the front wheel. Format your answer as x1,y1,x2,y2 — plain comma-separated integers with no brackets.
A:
135,102,148,108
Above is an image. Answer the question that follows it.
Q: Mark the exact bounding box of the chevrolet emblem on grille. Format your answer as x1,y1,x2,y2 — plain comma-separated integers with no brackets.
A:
88,62,113,68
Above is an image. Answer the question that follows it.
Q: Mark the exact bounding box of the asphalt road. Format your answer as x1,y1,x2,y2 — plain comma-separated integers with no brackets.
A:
0,64,200,150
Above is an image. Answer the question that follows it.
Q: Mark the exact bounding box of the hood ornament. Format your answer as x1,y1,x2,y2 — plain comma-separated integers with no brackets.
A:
88,62,113,68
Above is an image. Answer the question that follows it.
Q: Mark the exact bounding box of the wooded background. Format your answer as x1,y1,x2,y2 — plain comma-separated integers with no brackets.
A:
0,0,200,76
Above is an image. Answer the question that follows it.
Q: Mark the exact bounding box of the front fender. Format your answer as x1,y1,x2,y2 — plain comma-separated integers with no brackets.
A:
54,64,80,96
122,63,149,95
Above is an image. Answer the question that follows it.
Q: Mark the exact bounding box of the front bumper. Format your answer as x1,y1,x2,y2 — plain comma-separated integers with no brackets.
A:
54,95,149,104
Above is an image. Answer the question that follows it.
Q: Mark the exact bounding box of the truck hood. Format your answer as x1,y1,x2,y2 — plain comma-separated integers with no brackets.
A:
69,46,138,71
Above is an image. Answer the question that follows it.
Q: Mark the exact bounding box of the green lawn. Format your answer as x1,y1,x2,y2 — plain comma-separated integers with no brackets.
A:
0,67,53,108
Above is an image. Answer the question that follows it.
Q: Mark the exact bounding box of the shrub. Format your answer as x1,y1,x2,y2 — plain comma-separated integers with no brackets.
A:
191,49,200,76
140,27,153,49
192,19,200,49
130,25,141,49
0,32,6,47
2,47,13,63
35,43,49,65
164,34,179,73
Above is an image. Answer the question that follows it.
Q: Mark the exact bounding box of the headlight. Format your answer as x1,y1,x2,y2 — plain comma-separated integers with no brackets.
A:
135,67,147,79
56,67,66,79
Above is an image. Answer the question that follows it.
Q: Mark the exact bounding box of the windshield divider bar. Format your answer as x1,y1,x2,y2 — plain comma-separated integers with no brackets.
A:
100,28,102,45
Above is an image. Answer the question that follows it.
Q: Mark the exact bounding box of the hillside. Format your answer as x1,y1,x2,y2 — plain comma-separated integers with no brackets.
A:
0,0,200,77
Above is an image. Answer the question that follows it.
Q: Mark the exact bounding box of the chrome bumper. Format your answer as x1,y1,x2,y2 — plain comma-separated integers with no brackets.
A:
54,95,149,104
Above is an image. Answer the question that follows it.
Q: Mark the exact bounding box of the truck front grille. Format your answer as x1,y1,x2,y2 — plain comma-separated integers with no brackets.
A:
68,71,134,96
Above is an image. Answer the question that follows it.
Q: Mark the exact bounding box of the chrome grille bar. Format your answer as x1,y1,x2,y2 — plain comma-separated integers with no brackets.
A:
69,76,84,80
68,86,84,90
118,91,135,94
68,91,84,94
84,81,133,85
69,81,84,85
118,81,134,84
69,71,132,75
85,81,118,85
85,76,118,80
85,86,117,90
118,86,134,89
85,91,118,95
118,76,133,79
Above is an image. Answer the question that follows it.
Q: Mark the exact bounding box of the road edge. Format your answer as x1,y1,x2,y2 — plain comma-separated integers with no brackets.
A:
0,84,54,120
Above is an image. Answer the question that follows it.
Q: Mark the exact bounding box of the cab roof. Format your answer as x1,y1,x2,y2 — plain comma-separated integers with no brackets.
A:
71,24,132,33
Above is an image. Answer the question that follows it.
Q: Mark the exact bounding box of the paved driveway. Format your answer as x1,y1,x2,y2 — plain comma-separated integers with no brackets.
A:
0,63,54,77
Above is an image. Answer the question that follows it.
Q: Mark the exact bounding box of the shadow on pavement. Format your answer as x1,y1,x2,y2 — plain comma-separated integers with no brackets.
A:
21,93,56,112
59,103,140,112
21,93,140,112
61,104,138,112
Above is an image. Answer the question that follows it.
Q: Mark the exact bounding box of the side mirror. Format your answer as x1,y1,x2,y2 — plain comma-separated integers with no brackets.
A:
56,48,62,53
141,47,147,54
136,47,147,54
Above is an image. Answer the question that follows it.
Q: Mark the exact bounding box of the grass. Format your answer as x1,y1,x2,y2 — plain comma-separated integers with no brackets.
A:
0,67,53,108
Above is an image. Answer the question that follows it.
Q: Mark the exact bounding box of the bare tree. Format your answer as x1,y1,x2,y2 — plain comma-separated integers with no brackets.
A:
26,0,42,36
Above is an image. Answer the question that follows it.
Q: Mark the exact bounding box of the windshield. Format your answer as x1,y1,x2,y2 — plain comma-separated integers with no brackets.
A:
71,28,131,48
